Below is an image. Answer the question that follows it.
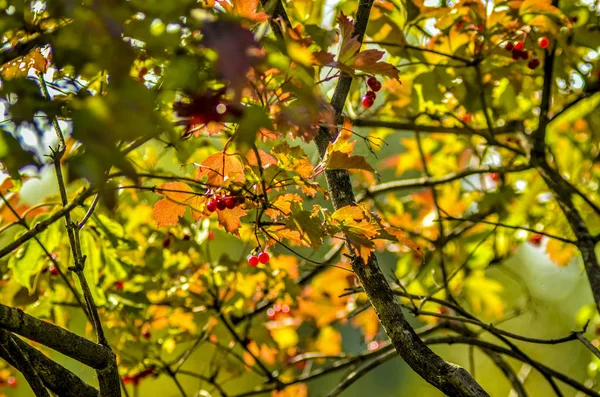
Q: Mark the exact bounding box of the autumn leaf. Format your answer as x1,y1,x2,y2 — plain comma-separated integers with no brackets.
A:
265,194,303,220
246,149,278,167
352,308,380,342
315,326,342,355
216,205,247,236
152,182,204,227
1,48,49,79
337,12,361,65
196,152,245,187
545,239,576,267
352,49,399,79
331,205,379,260
322,120,374,172
379,227,424,256
272,384,307,397
219,0,269,23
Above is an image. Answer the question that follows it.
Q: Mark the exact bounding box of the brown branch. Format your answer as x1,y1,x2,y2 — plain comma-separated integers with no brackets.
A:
0,334,99,397
0,303,112,369
0,330,50,397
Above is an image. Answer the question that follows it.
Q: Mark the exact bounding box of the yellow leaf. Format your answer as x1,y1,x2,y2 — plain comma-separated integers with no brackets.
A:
270,326,298,349
272,384,307,397
352,308,380,342
464,272,505,319
315,326,342,355
546,239,576,267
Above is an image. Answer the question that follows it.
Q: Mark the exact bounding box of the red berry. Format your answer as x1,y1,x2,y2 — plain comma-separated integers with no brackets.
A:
258,252,270,264
362,95,375,108
367,77,382,92
529,234,543,246
115,280,124,291
520,50,529,60
225,197,237,209
511,50,521,60
49,266,59,276
504,42,514,51
514,41,524,51
206,200,217,212
216,198,227,211
461,114,472,124
236,196,246,205
7,376,16,388
538,37,550,49
248,255,259,267
528,58,540,70
365,90,377,99
142,329,151,340
207,231,215,241
489,173,501,182
139,67,148,77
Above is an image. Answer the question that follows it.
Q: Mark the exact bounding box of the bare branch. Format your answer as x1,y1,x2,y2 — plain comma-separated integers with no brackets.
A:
0,303,112,369
0,334,99,397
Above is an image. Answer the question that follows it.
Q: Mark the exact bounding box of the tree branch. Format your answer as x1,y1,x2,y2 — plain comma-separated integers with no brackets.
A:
0,333,99,397
0,303,111,369
351,118,522,136
0,330,50,397
310,1,489,395
364,164,531,198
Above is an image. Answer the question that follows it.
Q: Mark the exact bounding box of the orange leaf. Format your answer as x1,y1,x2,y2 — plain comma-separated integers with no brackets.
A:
216,205,247,235
196,152,245,187
272,384,307,397
246,149,278,167
152,182,203,227
352,49,399,79
229,0,269,22
337,13,361,65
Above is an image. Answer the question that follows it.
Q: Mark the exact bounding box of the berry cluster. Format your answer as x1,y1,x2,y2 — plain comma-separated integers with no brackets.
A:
267,303,291,319
505,36,550,70
248,252,269,267
206,194,245,212
362,76,382,108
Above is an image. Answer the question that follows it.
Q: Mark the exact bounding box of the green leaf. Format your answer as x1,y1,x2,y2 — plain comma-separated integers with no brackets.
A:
233,106,273,153
0,129,39,179
78,230,106,306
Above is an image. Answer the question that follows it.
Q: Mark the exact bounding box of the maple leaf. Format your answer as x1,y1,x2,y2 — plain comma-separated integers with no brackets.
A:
331,205,379,260
323,120,374,172
352,49,400,79
218,0,269,23
379,227,424,256
216,205,247,235
245,149,278,167
196,152,245,187
265,193,303,220
152,182,205,227
337,12,361,65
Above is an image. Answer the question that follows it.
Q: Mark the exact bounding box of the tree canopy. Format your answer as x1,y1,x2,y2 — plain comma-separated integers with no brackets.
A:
0,0,600,396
